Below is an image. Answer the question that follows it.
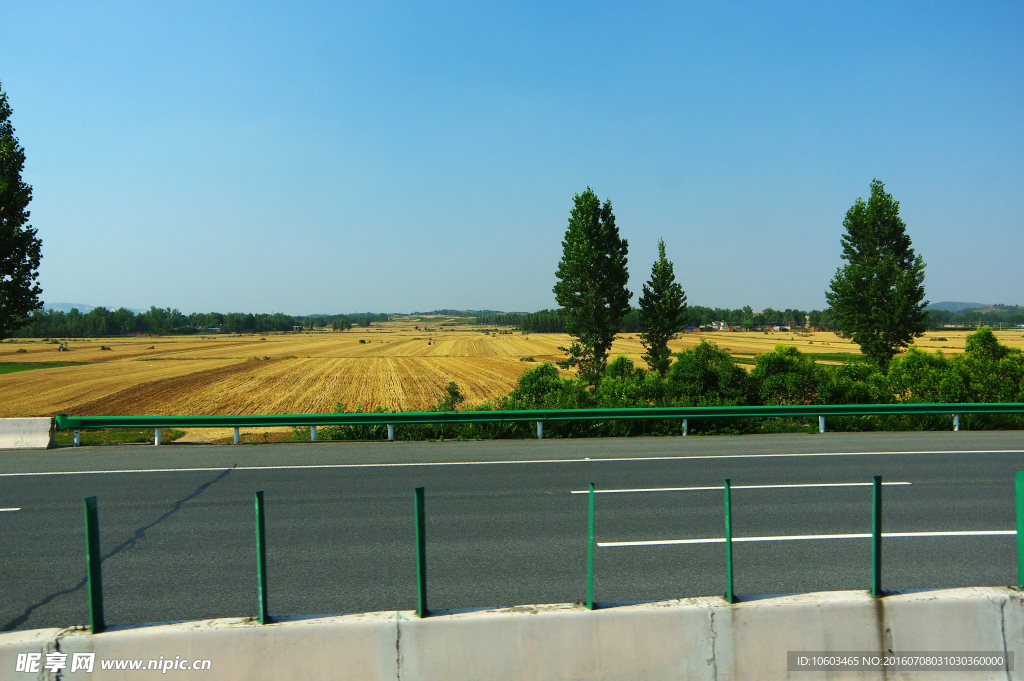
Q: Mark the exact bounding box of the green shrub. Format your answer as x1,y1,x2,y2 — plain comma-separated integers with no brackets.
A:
287,326,1024,443
748,344,822,406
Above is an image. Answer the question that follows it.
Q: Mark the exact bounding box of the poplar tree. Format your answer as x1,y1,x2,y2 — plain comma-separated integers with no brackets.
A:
553,188,631,385
639,238,688,376
826,179,927,367
0,81,43,340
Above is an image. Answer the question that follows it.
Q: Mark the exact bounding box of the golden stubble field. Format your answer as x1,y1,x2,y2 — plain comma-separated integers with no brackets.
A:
2,316,1021,424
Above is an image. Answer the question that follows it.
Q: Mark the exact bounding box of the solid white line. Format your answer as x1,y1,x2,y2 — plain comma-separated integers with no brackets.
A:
0,508,21,512
599,530,1017,547
0,449,1020,478
570,482,912,494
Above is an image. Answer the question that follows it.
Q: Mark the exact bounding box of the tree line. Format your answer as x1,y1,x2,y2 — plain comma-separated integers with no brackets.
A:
475,305,834,333
10,307,391,337
924,307,1024,328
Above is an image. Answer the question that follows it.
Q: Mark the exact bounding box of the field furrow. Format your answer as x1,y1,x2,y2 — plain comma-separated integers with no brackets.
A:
2,322,1018,421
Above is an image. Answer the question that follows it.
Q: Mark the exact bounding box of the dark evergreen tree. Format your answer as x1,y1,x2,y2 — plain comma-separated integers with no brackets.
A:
826,179,928,366
0,81,43,340
552,188,631,385
638,238,688,376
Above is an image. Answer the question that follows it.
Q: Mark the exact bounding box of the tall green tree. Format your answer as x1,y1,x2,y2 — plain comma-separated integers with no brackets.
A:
553,188,631,385
638,238,688,376
0,81,43,340
826,179,927,367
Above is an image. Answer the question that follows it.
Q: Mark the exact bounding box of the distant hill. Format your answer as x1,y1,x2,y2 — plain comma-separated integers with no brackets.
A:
412,309,508,317
927,301,987,312
44,302,96,313
970,304,1023,314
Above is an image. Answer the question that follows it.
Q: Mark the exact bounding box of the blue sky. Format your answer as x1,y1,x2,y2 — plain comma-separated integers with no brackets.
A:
3,1,1021,314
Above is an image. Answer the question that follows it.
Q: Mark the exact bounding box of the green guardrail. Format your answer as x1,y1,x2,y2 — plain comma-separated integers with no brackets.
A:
55,402,1024,433
74,472,1024,628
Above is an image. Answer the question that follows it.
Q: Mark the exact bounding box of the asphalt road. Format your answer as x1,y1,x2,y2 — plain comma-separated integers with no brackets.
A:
1,431,1021,632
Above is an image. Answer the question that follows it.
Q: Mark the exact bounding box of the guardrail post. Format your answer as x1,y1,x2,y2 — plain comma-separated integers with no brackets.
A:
953,414,960,432
388,424,395,441
537,421,543,439
83,496,105,633
818,416,826,433
73,430,80,447
724,478,736,603
233,427,240,445
682,419,688,436
414,487,428,617
871,475,883,598
254,491,270,624
154,428,161,446
310,425,317,442
1016,471,1023,590
586,482,595,610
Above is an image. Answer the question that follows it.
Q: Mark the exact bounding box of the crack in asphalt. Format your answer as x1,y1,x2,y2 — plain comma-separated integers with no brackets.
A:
2,468,232,631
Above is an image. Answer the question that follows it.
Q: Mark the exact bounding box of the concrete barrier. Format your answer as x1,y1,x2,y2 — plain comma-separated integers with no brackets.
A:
0,417,54,450
0,587,1020,680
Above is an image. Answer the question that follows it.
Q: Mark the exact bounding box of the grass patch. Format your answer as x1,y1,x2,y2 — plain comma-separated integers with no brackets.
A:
0,361,91,375
725,352,868,366
55,428,186,446
806,353,871,363
210,431,294,445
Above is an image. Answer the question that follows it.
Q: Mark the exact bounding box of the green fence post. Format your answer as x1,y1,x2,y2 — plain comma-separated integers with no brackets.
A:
586,482,595,610
871,475,883,598
1016,472,1023,590
254,491,270,624
415,487,428,617
724,479,736,603
83,496,105,633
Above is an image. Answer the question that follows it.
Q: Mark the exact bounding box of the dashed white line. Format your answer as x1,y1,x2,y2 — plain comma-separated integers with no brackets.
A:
0,508,21,512
599,530,1017,547
571,482,912,494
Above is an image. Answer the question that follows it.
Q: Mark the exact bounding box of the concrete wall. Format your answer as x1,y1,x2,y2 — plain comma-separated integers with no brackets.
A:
1,587,1020,680
0,418,54,450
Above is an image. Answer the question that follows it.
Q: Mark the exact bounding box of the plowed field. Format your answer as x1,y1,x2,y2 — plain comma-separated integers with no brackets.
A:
3,317,1019,427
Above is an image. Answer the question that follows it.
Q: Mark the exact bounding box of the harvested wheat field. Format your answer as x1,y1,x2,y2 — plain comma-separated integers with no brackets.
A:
2,316,1021,426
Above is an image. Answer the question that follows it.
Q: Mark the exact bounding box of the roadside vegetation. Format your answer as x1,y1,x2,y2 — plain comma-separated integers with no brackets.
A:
54,428,186,446
297,326,1023,442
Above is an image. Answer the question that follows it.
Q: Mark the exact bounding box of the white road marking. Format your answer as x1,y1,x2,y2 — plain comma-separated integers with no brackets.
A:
0,449,1019,477
0,508,21,512
600,530,1017,547
571,482,912,494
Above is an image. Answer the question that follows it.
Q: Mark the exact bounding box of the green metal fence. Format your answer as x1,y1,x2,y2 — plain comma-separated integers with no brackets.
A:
54,402,1024,444
76,472,1023,629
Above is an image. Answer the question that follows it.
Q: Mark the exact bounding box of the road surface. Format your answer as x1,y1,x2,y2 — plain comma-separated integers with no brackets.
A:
1,431,1021,631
